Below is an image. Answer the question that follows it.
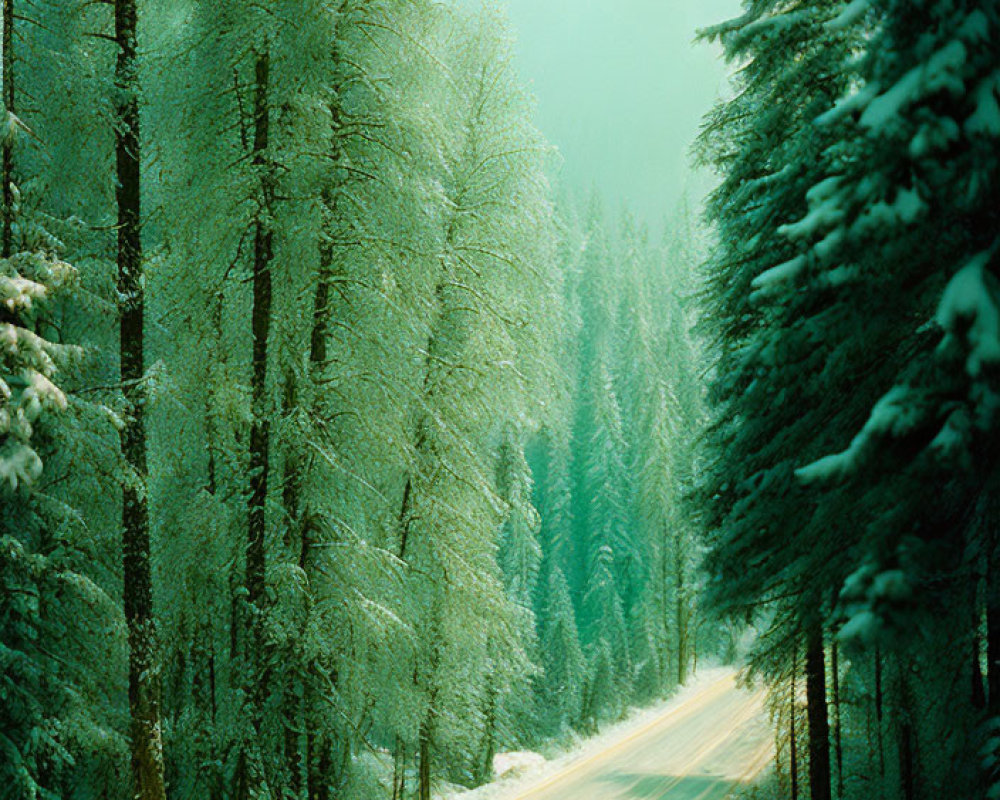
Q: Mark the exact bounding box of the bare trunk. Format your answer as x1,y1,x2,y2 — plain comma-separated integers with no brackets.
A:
875,649,885,777
2,0,13,257
282,373,301,550
805,623,831,800
674,536,687,684
418,716,432,800
896,665,918,800
899,720,916,800
244,46,274,800
115,1,167,798
831,642,844,799
392,737,406,800
988,544,1000,716
314,736,332,800
247,45,273,622
660,523,671,681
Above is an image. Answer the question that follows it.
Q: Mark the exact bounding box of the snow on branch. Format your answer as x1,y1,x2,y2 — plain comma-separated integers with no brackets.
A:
936,248,1000,379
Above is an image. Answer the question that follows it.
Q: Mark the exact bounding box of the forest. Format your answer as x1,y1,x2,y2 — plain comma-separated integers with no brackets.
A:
1,1,998,800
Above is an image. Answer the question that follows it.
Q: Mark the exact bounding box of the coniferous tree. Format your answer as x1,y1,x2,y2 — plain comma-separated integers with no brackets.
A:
0,3,714,796
112,0,167,796
698,0,1000,797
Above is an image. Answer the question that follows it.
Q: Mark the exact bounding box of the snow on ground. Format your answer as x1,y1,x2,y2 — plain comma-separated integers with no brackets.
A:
442,666,733,800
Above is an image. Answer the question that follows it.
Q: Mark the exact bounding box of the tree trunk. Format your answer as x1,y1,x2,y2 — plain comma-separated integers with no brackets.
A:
244,45,275,800
418,715,432,800
805,623,831,800
895,665,918,800
315,735,332,800
391,737,405,800
115,2,167,799
660,522,671,681
2,0,13,257
875,648,885,777
790,656,799,800
479,680,498,784
898,719,916,800
831,642,844,799
988,544,1000,716
282,372,301,551
247,45,273,625
674,535,687,685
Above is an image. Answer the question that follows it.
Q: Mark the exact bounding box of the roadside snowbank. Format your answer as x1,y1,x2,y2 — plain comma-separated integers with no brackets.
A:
443,666,733,800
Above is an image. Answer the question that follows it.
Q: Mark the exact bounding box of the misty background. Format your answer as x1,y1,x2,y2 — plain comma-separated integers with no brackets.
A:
460,0,740,232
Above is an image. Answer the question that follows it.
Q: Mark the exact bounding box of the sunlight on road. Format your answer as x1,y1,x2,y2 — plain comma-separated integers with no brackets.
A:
511,672,771,800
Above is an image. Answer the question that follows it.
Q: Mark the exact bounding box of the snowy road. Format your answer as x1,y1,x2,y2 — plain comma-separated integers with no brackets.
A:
508,672,771,800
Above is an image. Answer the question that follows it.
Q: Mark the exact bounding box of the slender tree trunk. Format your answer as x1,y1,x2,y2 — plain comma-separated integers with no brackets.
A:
898,719,916,800
396,280,448,561
774,711,785,797
203,336,223,800
418,715,432,800
244,46,275,800
115,2,167,799
660,523,671,680
790,656,799,800
247,45,273,629
875,648,885,777
315,736,332,800
806,623,831,800
895,664,918,800
479,679,498,784
282,373,301,549
2,0,13,257
674,536,687,684
988,544,1000,716
207,640,223,800
831,642,844,799
392,737,405,800
279,373,305,797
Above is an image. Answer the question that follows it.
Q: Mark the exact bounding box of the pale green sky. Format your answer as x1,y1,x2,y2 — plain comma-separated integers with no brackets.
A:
460,0,741,231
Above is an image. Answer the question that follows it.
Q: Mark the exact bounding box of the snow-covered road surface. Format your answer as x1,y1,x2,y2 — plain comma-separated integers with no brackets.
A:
506,670,771,800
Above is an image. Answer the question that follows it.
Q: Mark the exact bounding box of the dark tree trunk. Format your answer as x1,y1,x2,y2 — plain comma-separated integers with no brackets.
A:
418,715,432,800
247,45,273,623
315,735,332,800
282,372,301,551
988,544,1000,716
115,2,167,798
660,522,671,678
674,536,687,684
2,0,13,257
898,719,916,800
805,623,831,800
392,737,406,800
243,46,274,800
279,373,305,793
831,642,844,799
896,666,918,800
875,649,885,777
